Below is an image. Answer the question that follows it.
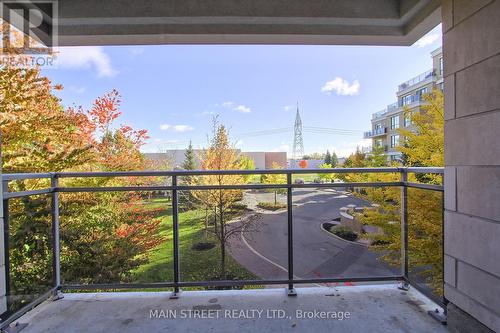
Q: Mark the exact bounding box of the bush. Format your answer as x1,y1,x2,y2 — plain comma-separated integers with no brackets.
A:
257,202,287,211
230,203,248,211
330,226,358,241
191,242,216,251
371,238,390,246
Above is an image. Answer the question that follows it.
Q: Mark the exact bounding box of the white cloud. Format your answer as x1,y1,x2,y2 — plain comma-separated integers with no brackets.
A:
284,105,294,112
172,125,194,133
159,124,194,133
55,46,118,77
221,101,235,108
414,33,440,48
220,101,252,113
234,105,251,113
321,77,360,96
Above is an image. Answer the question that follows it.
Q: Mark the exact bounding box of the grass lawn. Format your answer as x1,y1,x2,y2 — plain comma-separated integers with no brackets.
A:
132,197,258,287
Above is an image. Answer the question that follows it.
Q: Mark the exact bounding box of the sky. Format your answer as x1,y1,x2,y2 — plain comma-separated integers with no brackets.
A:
42,25,442,158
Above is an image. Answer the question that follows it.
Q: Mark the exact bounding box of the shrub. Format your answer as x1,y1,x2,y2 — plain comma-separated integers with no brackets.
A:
191,242,216,251
257,202,287,211
330,226,358,241
230,203,248,211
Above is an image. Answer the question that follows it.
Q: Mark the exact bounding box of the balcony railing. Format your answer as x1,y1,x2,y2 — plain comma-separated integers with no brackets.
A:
398,70,435,92
362,145,388,154
371,102,400,120
0,167,445,330
363,127,387,138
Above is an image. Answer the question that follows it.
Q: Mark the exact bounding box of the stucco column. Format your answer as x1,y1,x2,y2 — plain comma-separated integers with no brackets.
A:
442,0,500,332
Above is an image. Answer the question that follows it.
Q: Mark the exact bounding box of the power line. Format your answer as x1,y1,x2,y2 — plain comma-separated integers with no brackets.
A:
236,127,292,138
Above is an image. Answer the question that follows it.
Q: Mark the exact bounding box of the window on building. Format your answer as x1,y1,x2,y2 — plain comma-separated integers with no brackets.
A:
438,82,444,91
401,94,413,106
404,113,412,127
374,139,383,148
416,87,428,100
390,116,399,129
390,135,399,148
439,57,443,75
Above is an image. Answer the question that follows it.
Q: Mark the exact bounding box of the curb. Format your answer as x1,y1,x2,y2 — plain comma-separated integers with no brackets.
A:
319,222,368,248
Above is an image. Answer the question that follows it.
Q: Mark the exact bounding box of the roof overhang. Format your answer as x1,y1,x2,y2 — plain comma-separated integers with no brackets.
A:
4,0,441,46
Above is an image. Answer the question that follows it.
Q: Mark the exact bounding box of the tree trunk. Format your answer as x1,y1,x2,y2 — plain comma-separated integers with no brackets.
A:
220,241,226,280
204,206,209,239
218,190,226,280
274,190,277,205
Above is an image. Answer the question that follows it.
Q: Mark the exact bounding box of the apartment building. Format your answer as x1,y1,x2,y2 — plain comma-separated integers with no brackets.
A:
364,47,443,162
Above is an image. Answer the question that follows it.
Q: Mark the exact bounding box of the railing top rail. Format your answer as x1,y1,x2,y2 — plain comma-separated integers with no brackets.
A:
2,167,443,181
2,173,54,181
398,69,435,91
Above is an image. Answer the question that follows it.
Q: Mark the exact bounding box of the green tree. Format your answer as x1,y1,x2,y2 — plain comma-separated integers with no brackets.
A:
324,150,332,165
331,151,339,167
193,119,259,279
366,145,388,167
347,89,445,295
261,162,286,204
180,141,198,209
398,90,444,168
238,154,255,183
317,163,336,182
182,141,197,170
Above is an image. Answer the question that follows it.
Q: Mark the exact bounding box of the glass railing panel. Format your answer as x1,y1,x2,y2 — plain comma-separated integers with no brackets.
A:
1,194,53,319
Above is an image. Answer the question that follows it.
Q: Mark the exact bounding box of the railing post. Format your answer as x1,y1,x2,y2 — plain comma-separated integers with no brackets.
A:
2,180,11,303
51,175,63,300
441,173,448,315
286,173,296,296
399,169,409,290
170,175,180,299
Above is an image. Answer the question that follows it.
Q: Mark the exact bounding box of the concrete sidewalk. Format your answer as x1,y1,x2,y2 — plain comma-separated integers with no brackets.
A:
13,284,447,333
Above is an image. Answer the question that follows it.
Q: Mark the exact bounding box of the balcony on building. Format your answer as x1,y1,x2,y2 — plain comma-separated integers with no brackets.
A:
397,70,436,94
363,127,387,139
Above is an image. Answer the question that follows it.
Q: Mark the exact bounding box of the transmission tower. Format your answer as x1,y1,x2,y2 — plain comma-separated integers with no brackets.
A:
292,102,304,167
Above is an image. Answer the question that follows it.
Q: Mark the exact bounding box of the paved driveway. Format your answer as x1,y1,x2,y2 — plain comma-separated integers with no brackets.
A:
228,189,399,280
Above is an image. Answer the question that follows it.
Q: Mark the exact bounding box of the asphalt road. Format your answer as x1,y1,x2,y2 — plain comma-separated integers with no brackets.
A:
228,188,399,281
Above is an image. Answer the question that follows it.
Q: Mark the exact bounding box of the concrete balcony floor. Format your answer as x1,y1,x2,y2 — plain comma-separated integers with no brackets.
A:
15,284,447,333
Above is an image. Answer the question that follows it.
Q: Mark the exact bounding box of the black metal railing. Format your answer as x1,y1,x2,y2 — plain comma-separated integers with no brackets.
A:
0,167,445,329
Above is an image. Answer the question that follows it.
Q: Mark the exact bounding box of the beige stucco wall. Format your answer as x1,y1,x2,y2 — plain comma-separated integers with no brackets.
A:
264,152,287,169
442,0,500,331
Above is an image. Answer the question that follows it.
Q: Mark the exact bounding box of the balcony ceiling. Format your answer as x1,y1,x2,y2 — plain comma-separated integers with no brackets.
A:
8,0,441,46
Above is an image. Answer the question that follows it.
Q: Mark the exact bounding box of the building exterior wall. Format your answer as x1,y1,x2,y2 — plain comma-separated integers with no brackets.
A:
365,47,443,162
442,0,500,331
241,152,266,169
145,151,286,170
264,152,287,169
